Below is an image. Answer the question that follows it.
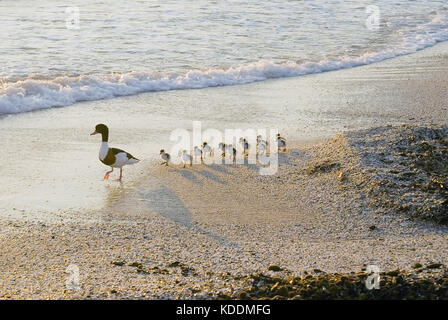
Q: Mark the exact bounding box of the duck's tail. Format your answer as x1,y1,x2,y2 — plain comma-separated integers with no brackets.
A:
127,154,140,165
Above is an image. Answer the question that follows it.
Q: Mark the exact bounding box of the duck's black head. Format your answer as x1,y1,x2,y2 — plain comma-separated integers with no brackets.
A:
90,123,109,142
160,149,165,154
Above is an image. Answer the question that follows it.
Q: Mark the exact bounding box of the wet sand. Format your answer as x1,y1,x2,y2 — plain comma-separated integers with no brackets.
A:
0,43,447,299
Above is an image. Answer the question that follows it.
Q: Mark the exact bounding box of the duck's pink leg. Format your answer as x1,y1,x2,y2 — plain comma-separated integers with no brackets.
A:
104,168,113,180
116,168,123,182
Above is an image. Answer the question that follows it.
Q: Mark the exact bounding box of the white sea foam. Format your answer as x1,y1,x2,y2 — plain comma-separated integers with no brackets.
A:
1,13,447,115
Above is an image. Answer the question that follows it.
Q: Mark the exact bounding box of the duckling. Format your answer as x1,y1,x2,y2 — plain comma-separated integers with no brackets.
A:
202,142,213,158
257,135,268,146
193,146,203,163
239,137,249,156
256,135,268,155
225,144,237,163
277,133,286,152
218,142,226,158
256,140,267,155
159,149,170,166
181,150,193,168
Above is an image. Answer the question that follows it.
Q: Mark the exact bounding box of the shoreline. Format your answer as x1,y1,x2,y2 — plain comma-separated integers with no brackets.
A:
1,42,447,299
3,37,448,117
1,39,448,121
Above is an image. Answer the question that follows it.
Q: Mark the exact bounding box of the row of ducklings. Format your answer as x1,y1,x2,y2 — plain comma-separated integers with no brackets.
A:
160,134,286,168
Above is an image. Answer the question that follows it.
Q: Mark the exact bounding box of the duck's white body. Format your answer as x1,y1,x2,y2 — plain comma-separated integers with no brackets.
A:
91,123,139,181
99,142,109,161
99,142,139,168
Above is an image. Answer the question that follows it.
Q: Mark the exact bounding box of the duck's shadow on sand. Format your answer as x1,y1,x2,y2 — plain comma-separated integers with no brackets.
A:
138,148,307,246
139,185,239,248
196,169,226,184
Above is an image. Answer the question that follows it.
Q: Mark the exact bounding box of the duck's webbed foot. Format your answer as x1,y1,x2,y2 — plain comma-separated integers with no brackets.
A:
104,168,113,180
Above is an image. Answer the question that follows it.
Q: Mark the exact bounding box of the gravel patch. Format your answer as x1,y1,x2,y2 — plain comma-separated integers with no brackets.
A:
306,124,447,224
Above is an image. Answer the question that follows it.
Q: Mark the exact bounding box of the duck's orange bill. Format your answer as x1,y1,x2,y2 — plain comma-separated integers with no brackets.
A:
90,130,98,135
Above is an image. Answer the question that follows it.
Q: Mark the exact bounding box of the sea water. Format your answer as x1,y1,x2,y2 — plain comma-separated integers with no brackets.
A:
1,0,448,115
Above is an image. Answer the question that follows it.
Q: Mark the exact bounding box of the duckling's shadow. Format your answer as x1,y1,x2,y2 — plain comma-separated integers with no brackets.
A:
233,149,307,172
139,185,239,248
278,152,294,165
196,169,226,185
255,149,307,167
174,168,203,185
204,163,230,175
242,162,261,173
289,148,308,158
232,155,268,173
279,148,309,165
174,165,227,185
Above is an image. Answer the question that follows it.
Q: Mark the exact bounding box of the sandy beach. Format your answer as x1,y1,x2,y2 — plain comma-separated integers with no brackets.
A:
0,43,447,299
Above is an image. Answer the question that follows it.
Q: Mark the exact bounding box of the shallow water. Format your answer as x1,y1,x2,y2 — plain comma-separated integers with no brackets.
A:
1,0,448,114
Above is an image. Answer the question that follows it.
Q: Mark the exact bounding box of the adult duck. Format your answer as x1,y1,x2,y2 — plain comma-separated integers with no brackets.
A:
90,124,139,181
